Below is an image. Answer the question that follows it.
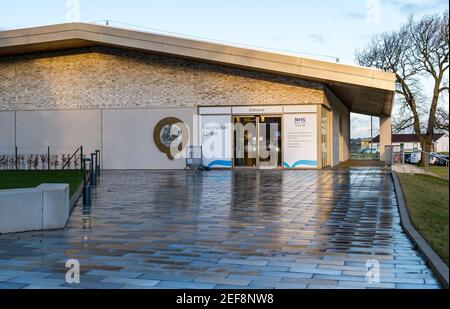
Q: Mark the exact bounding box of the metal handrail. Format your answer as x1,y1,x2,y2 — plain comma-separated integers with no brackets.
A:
61,146,82,170
390,145,449,180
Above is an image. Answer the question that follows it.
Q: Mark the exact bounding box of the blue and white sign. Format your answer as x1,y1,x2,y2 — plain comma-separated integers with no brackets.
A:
283,113,317,168
200,115,232,168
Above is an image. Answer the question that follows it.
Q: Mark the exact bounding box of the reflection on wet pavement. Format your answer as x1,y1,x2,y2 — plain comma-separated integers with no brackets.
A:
0,168,440,289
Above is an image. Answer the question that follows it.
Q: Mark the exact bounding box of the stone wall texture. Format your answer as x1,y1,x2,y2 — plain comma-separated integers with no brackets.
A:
0,47,326,111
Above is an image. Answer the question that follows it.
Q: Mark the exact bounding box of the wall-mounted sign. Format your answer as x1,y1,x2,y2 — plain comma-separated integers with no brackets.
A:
153,117,188,160
232,106,282,115
283,113,317,168
200,115,232,168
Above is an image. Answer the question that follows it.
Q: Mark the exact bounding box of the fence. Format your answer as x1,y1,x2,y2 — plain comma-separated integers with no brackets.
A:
0,146,90,171
386,145,449,181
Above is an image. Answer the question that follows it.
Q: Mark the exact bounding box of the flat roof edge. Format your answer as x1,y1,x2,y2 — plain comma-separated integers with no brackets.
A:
0,23,396,92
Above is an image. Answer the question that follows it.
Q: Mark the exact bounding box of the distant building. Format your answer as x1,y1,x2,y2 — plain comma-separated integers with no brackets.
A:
372,133,449,153
360,138,373,149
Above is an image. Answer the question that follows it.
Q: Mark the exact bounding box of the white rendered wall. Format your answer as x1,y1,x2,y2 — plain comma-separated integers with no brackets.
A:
5,108,195,169
2,105,354,169
102,108,195,169
16,110,101,155
0,111,15,154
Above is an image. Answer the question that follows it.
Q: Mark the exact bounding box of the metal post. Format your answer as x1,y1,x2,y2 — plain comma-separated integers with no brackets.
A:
47,146,50,170
445,160,449,181
82,156,91,205
400,143,404,165
370,116,373,151
80,146,83,171
90,153,95,186
15,146,18,170
95,150,100,176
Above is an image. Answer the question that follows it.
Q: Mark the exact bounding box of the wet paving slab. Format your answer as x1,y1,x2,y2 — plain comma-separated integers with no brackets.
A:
0,168,441,289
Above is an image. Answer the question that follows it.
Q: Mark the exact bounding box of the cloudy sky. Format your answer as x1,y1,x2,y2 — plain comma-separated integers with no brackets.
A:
1,0,448,138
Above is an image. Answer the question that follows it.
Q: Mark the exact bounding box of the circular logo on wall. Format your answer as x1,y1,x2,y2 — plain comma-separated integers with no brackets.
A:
153,117,188,160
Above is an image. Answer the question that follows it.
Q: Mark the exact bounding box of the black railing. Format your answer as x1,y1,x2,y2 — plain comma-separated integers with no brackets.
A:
61,146,83,171
0,146,84,171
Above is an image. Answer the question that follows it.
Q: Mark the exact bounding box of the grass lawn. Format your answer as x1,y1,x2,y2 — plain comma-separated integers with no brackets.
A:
429,165,448,179
0,170,84,198
397,173,449,265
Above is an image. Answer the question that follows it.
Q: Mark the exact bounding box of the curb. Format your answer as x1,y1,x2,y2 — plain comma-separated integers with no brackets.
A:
391,171,449,289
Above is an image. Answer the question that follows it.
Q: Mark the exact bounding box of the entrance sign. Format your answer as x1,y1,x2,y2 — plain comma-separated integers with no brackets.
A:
283,113,318,168
200,115,232,168
232,106,282,115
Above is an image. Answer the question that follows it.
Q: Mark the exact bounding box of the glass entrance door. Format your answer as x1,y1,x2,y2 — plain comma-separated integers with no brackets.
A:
259,116,282,168
233,115,282,168
233,116,257,167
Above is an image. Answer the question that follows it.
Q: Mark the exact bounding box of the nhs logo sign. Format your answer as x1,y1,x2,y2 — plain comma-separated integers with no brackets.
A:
294,117,306,124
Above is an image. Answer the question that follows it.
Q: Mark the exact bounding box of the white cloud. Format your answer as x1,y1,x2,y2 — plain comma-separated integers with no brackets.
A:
351,114,380,139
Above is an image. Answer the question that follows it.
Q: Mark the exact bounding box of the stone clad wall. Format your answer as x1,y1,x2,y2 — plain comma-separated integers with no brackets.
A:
0,47,325,111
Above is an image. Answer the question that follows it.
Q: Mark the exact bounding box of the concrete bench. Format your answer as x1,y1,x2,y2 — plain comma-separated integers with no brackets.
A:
0,183,69,234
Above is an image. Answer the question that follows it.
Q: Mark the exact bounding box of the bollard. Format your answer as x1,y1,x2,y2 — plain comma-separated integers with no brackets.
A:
95,150,101,176
90,153,96,186
82,156,91,205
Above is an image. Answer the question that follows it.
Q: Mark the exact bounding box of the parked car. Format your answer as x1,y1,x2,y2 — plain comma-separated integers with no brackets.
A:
430,152,440,165
435,156,449,166
409,152,421,164
404,153,412,163
407,152,441,165
362,148,379,154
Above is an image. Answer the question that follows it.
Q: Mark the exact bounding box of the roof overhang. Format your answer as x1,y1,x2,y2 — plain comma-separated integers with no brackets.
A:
0,23,396,116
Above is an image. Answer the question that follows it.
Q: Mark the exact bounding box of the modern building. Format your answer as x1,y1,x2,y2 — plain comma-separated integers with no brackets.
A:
373,133,449,153
0,23,396,170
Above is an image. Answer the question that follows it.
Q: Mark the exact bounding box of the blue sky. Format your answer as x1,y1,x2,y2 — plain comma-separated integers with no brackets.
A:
1,0,448,138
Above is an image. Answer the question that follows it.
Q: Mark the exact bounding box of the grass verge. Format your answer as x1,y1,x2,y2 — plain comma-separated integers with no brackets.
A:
429,165,448,179
0,170,83,198
397,173,449,265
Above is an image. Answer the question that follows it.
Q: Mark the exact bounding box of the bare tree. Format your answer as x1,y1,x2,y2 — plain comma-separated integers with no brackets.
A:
435,104,449,132
356,11,449,168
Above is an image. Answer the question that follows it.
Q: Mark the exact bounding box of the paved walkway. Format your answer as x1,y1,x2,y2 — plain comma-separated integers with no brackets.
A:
0,168,440,289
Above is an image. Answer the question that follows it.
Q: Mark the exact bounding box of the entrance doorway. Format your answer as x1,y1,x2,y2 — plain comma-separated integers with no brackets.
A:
233,115,282,168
